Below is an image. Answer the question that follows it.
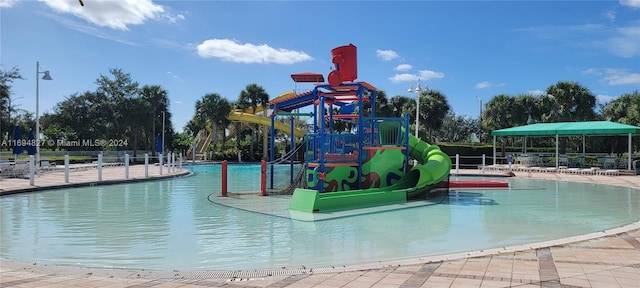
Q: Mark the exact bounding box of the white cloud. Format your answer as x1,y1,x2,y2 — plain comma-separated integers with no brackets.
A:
196,39,313,64
602,68,640,85
388,69,444,83
605,10,616,22
376,49,399,61
39,12,138,45
620,0,640,9
418,70,444,80
596,94,616,104
395,64,412,71
475,81,491,89
0,0,18,8
389,73,418,83
166,71,183,82
39,0,182,30
582,68,640,85
607,26,640,58
528,89,545,96
516,22,640,58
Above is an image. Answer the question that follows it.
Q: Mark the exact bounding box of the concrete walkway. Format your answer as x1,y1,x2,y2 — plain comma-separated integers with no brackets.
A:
1,168,639,288
0,164,191,195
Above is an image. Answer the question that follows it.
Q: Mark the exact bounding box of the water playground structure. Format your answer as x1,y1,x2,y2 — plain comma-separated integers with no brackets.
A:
265,44,463,214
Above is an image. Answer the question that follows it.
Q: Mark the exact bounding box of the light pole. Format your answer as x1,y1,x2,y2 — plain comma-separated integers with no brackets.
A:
476,96,482,142
408,79,427,138
36,61,52,167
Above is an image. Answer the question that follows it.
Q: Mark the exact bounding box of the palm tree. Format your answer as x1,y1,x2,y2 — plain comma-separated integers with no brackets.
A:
483,94,517,156
419,89,450,142
119,97,150,156
601,91,640,126
389,95,413,118
238,84,269,159
197,93,232,157
540,81,597,122
140,85,168,155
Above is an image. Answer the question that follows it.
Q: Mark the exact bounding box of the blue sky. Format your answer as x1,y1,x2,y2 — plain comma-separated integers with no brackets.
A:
2,0,639,132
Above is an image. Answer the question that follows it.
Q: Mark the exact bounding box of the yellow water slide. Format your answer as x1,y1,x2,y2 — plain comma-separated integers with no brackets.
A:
227,111,305,138
227,91,306,138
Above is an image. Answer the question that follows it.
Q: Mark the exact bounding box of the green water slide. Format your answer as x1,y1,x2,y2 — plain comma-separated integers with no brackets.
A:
289,125,452,213
405,134,452,193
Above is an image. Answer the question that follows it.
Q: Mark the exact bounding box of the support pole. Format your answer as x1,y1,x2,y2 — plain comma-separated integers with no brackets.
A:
629,133,632,170
455,154,459,174
555,134,559,169
144,153,149,177
64,154,69,183
290,116,294,184
221,160,228,197
125,153,129,179
159,152,163,175
482,154,486,173
270,113,275,189
493,135,496,165
98,153,103,181
29,155,35,186
261,160,267,196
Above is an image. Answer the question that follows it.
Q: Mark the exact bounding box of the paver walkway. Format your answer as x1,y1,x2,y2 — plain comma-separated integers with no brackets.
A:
1,167,639,288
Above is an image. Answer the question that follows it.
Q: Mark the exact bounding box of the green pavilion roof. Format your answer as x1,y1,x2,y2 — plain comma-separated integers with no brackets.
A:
491,121,640,136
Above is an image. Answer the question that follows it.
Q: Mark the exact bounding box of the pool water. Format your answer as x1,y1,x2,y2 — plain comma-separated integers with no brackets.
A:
1,164,639,271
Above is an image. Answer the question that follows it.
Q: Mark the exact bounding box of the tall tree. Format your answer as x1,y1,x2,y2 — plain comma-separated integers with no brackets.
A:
419,89,450,142
363,90,392,117
197,93,231,156
94,68,140,141
600,91,640,154
389,95,413,118
42,91,113,149
140,85,169,154
0,66,24,141
539,81,597,122
483,94,517,156
238,84,269,159
438,112,478,143
601,91,640,126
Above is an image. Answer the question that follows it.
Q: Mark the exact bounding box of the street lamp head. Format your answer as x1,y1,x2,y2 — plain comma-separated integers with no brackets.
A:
42,71,52,80
407,85,413,93
414,85,421,93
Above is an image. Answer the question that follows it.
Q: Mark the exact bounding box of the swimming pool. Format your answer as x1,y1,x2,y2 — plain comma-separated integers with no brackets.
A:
1,164,639,271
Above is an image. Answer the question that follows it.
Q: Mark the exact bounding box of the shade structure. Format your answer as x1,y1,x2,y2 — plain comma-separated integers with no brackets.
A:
12,125,23,155
491,121,640,136
27,129,37,155
156,134,162,153
490,121,640,170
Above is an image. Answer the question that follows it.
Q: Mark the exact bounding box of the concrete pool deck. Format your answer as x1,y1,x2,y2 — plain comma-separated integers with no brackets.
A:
1,167,639,287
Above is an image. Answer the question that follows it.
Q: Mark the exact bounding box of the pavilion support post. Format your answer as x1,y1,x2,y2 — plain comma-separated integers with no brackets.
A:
629,133,632,170
555,134,559,168
493,135,496,165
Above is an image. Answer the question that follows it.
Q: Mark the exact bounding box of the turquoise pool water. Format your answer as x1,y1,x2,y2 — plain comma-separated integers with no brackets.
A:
1,164,639,271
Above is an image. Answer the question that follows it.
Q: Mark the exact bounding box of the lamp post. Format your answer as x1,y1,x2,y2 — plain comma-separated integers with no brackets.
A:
408,79,427,138
477,96,482,142
36,61,52,167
